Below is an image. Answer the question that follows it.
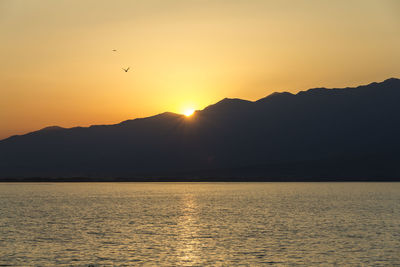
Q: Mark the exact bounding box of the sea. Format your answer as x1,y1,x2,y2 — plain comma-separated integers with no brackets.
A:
0,182,399,266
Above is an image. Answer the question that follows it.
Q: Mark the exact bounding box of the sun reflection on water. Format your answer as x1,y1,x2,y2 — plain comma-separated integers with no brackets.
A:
176,193,201,266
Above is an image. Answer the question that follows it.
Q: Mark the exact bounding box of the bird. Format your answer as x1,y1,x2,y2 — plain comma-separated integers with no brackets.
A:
122,67,130,72
112,49,117,52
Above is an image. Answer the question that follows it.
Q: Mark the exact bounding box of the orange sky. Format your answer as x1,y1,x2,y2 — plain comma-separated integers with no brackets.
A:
1,0,400,139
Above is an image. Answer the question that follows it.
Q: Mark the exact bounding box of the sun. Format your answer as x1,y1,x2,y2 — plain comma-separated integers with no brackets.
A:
183,108,195,117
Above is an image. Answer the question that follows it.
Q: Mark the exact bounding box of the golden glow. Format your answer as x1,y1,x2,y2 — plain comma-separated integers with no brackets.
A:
183,109,195,117
0,0,400,139
177,193,201,265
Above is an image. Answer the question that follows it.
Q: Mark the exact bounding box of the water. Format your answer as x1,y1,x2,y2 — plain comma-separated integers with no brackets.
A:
0,183,399,266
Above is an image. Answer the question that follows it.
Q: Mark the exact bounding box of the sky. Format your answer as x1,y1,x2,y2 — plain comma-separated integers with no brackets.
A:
1,0,400,139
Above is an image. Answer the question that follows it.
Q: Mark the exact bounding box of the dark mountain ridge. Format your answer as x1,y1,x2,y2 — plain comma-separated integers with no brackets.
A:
1,78,400,181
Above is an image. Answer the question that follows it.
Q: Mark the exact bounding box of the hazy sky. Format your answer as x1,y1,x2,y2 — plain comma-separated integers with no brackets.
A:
1,0,400,139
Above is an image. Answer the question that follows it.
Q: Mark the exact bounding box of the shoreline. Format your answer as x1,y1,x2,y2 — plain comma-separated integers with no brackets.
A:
1,177,399,182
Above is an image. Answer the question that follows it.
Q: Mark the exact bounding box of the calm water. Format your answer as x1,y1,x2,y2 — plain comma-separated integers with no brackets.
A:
0,183,399,266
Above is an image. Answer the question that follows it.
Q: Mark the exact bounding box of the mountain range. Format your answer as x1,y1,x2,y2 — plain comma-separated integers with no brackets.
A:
1,78,400,181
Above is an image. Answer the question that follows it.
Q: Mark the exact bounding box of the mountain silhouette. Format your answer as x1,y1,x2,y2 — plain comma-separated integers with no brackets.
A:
1,78,400,181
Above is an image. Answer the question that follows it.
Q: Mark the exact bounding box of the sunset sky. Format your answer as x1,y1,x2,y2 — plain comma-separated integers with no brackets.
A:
1,0,400,139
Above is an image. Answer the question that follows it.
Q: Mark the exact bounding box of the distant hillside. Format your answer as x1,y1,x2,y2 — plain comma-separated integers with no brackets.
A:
1,78,400,181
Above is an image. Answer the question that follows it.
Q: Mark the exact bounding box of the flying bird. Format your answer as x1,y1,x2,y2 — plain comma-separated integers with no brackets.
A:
122,67,130,72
